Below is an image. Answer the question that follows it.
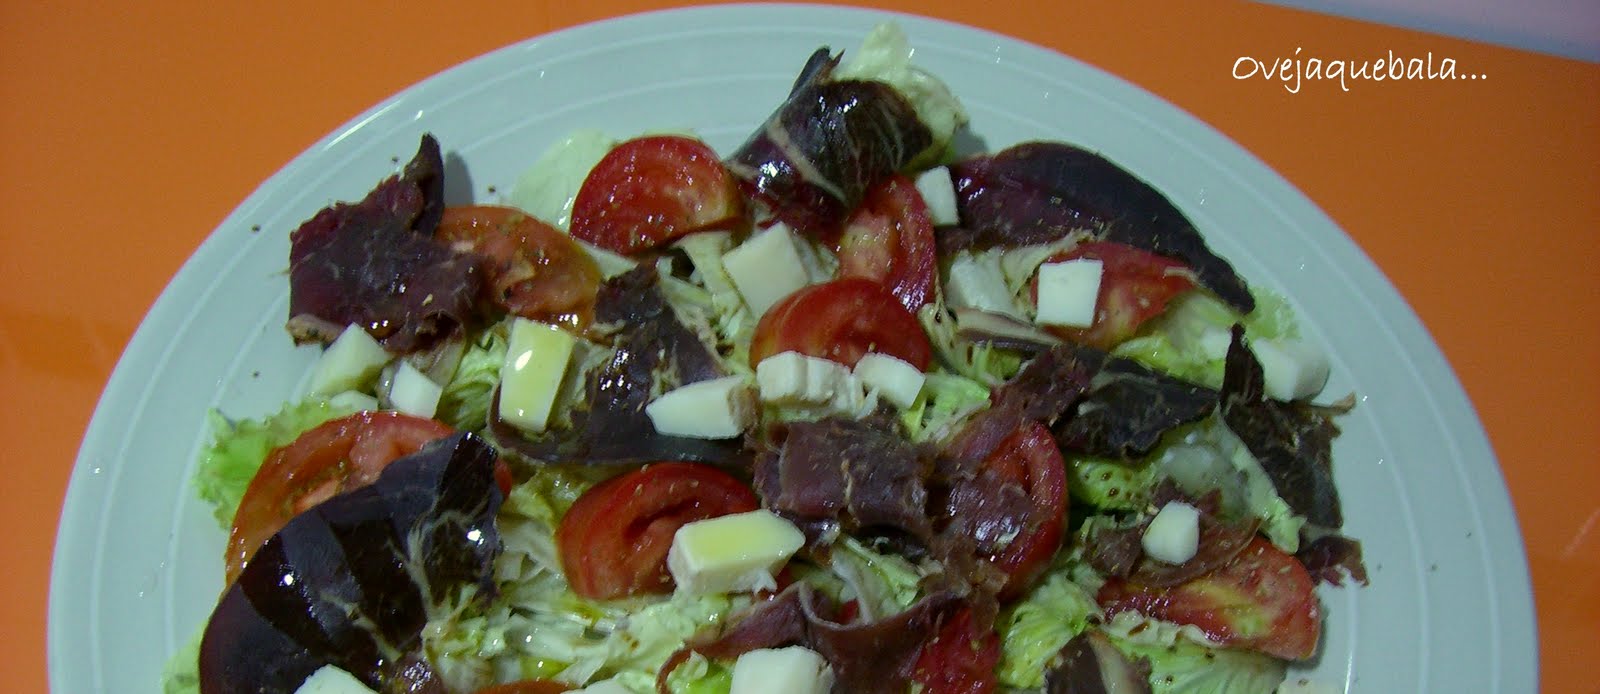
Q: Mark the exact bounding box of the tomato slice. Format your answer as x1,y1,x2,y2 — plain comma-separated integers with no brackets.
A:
748,278,932,370
945,420,1068,600
911,607,1000,694
1032,240,1196,349
1097,537,1322,660
436,205,601,332
569,135,744,254
473,681,572,694
226,412,454,583
836,174,937,312
556,462,759,599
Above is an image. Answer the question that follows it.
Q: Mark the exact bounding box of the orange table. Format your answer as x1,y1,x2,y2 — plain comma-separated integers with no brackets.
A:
3,2,1595,692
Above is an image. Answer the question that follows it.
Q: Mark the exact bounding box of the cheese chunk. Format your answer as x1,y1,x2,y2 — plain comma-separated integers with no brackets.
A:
668,509,805,596
295,665,377,694
756,351,844,402
388,362,443,418
1249,337,1331,401
645,375,756,439
914,166,960,226
1142,501,1201,565
1034,259,1104,328
307,324,390,396
498,318,576,433
853,352,926,408
722,223,812,318
945,251,1023,319
730,646,835,694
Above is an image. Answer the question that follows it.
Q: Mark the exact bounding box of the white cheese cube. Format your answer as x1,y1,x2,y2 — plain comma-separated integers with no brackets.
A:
757,351,858,404
573,679,634,694
945,251,1023,320
914,166,960,226
722,223,813,318
853,353,926,408
1142,501,1201,565
307,324,390,396
1249,337,1331,401
668,509,805,596
645,375,756,439
1035,259,1104,328
828,375,874,416
295,665,377,694
387,362,443,418
498,318,576,433
730,646,835,694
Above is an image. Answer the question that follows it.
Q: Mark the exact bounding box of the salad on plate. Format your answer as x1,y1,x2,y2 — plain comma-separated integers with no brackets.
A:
165,23,1368,694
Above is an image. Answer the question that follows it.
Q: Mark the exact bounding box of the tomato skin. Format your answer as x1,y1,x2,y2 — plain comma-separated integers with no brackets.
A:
436,205,601,331
1097,537,1322,660
557,462,759,600
1032,240,1196,349
911,607,999,694
225,412,455,584
570,135,744,254
946,420,1068,600
836,175,937,312
474,681,572,694
748,278,932,371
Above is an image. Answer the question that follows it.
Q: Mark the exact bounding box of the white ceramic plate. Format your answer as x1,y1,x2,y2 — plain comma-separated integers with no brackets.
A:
48,5,1536,692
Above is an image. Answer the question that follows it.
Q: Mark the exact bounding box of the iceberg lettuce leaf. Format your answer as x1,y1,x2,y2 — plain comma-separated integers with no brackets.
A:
192,395,365,527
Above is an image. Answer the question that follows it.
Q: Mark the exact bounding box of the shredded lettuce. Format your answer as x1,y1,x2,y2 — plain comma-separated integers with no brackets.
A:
1104,616,1288,694
160,628,203,694
917,304,1024,386
1067,456,1158,512
899,372,991,444
835,23,968,168
1115,289,1298,389
673,232,757,376
1153,414,1306,551
437,324,511,432
428,472,740,692
829,536,924,619
1066,414,1306,551
505,129,615,231
995,571,1101,688
192,394,367,527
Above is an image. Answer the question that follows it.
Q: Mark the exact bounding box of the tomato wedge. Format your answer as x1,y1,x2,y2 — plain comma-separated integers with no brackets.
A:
1096,537,1322,660
436,205,601,331
836,174,937,312
945,420,1068,600
227,412,456,583
1032,240,1196,349
748,278,932,370
911,607,1000,694
556,462,759,599
570,135,744,254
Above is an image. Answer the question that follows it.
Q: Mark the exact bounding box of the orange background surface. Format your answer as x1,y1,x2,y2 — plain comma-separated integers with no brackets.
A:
2,1,1595,692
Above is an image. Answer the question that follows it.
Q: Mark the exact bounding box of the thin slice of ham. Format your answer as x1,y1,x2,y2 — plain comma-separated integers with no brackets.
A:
287,135,482,354
755,415,933,544
725,49,933,241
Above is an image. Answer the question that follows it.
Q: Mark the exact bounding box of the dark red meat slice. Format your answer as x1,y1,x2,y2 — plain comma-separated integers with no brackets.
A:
287,135,481,354
726,49,933,241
